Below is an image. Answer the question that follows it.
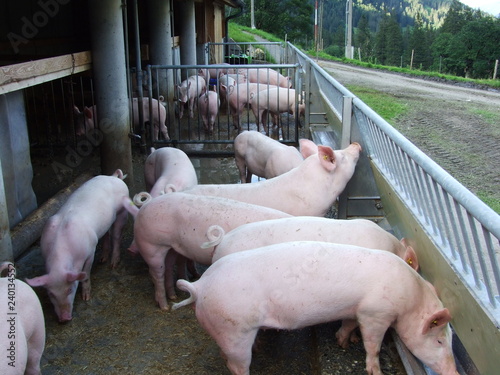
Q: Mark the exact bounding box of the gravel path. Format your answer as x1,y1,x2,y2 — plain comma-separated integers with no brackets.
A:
318,60,500,210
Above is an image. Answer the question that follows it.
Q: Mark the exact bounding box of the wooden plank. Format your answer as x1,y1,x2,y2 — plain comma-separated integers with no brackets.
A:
0,51,92,95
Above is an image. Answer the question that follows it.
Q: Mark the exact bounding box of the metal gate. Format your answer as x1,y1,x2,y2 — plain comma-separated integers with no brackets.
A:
141,63,303,155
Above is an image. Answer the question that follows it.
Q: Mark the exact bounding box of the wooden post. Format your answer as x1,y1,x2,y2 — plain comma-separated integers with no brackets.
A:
410,49,414,70
494,59,499,79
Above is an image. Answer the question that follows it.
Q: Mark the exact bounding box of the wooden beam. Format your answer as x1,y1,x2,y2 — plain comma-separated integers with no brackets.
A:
0,51,92,95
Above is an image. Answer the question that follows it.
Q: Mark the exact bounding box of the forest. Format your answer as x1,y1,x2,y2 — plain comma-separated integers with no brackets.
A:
234,0,500,79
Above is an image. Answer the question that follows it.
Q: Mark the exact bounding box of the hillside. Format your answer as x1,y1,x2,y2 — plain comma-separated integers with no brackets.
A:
318,0,454,46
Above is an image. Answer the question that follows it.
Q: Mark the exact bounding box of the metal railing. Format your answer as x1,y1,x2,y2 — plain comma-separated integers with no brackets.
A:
288,43,500,373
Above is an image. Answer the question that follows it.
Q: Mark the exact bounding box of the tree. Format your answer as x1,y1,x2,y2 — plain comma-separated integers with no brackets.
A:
355,14,374,61
375,12,403,66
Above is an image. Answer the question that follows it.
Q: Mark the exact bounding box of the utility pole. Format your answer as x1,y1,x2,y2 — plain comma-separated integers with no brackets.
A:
251,0,255,29
345,0,353,59
314,1,318,52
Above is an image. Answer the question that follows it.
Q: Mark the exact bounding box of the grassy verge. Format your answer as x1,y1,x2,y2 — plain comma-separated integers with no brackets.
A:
345,85,408,124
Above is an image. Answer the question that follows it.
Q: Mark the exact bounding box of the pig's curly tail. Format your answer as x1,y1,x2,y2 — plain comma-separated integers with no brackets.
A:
200,225,225,249
172,279,197,310
133,192,152,207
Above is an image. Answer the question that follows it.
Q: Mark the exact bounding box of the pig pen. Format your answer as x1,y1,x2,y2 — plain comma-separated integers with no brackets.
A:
16,110,407,374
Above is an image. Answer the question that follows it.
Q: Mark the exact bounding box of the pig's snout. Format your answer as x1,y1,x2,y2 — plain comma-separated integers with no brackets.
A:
349,142,362,153
58,310,73,323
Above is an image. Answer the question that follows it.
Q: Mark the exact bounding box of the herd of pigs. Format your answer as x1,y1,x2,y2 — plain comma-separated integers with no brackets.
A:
1,128,461,375
72,65,303,139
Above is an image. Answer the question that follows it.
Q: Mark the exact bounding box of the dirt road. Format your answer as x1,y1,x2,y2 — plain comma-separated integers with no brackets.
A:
318,60,500,210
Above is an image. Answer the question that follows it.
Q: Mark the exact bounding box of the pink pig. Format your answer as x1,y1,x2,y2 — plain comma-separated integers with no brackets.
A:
1,262,45,375
124,192,291,310
234,131,317,183
144,147,198,197
177,75,207,119
73,97,169,140
142,146,200,293
184,143,362,217
197,90,220,133
26,170,129,322
241,68,292,88
219,82,271,130
207,217,418,270
251,87,306,133
173,241,458,375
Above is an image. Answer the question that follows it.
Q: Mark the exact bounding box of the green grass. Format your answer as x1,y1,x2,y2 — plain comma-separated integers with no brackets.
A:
345,85,408,124
477,191,500,214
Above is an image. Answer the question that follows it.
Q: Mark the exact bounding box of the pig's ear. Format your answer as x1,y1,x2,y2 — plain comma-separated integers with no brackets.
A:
317,145,336,171
401,239,419,271
422,308,452,334
299,139,318,158
25,275,49,287
83,107,93,119
66,272,86,283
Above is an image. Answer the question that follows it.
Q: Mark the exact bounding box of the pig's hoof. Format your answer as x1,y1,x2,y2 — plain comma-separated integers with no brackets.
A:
82,294,91,301
168,294,178,301
159,304,170,311
349,331,361,344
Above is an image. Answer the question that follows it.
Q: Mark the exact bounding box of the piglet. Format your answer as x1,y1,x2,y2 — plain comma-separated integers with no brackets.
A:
251,87,305,133
1,262,45,375
234,130,317,183
177,75,207,119
124,192,291,310
142,146,200,295
144,147,198,197
241,68,292,88
26,170,129,322
197,89,220,134
184,143,362,217
73,97,169,140
207,217,418,270
174,241,458,375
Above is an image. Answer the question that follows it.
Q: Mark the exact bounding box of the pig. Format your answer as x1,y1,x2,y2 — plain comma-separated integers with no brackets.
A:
183,143,362,217
234,131,317,183
251,87,306,133
177,75,207,119
197,89,220,134
124,192,291,310
0,262,45,375
240,67,292,88
219,82,271,130
207,63,235,79
206,217,418,270
173,241,458,375
219,72,247,84
26,170,130,322
142,146,200,294
144,147,198,197
73,97,169,140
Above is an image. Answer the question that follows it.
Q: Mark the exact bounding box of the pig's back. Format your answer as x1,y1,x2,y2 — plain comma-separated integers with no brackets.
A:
216,217,400,258
58,176,128,226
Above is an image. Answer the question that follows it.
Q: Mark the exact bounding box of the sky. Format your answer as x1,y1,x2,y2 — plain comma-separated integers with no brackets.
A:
460,0,500,16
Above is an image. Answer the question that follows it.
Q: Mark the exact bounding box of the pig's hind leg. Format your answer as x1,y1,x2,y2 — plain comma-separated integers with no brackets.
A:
215,329,258,375
145,247,170,310
109,209,129,268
